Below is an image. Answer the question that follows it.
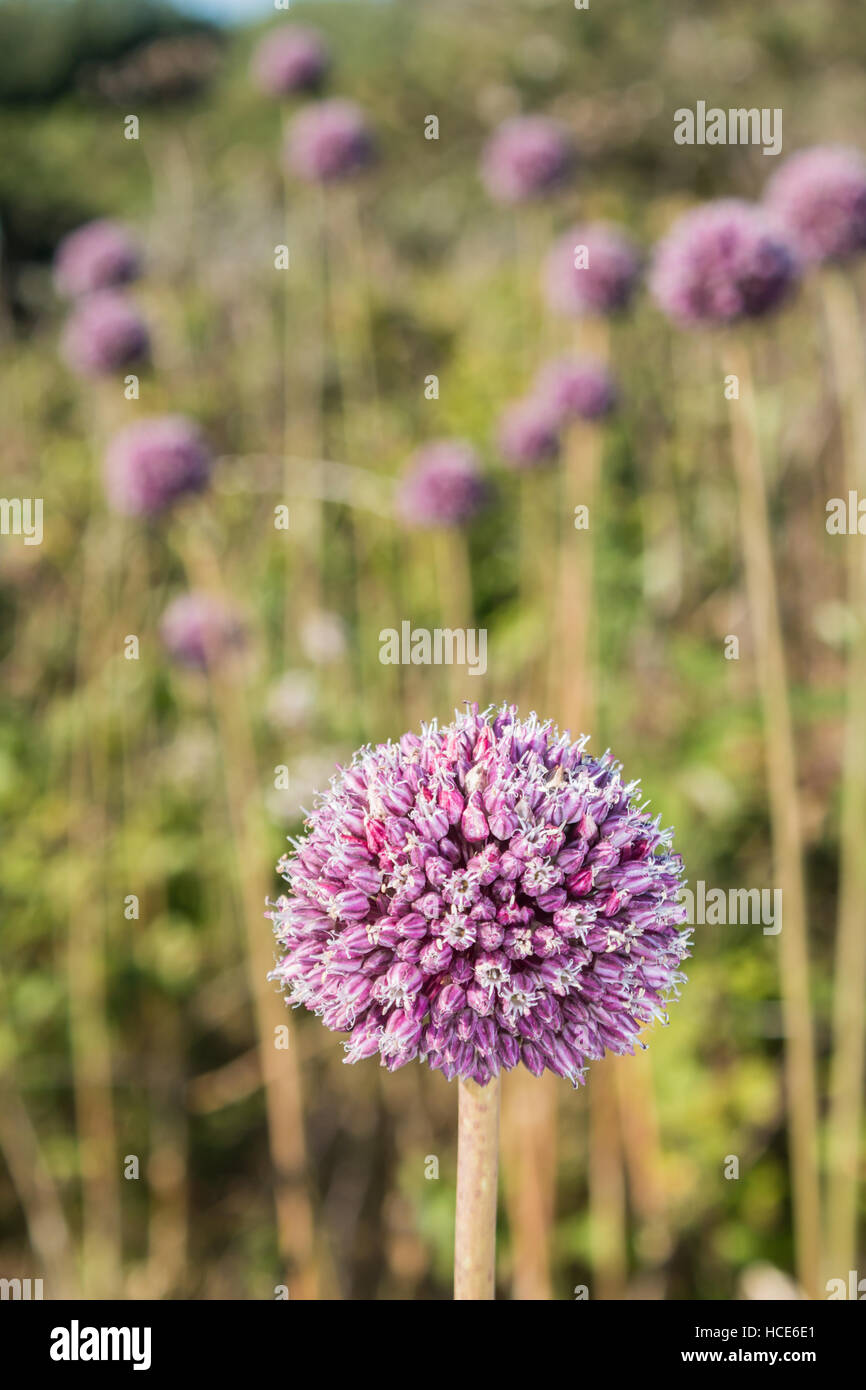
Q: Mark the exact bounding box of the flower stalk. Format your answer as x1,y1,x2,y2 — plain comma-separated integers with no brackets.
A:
455,1076,500,1300
723,337,820,1297
821,268,866,1279
178,517,320,1297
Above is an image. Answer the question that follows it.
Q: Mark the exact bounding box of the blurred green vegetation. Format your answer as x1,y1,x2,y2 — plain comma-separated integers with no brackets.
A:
0,0,864,1300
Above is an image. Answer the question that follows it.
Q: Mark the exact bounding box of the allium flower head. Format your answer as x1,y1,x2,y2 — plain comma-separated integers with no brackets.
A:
104,415,212,517
497,397,560,469
285,99,376,182
534,356,618,424
252,27,330,97
650,199,799,328
269,705,690,1086
54,219,140,298
61,291,149,377
160,592,247,671
480,116,575,203
764,145,866,265
397,440,488,528
544,221,640,317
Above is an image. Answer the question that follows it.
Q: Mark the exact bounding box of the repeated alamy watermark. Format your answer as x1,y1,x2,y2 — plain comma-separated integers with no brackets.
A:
826,1270,866,1299
1,1277,43,1299
680,881,782,935
674,102,782,157
826,492,866,534
379,621,487,677
0,498,43,545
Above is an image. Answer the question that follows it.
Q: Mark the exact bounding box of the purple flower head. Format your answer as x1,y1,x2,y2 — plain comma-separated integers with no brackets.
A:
397,440,488,528
252,26,330,97
481,116,575,204
497,397,560,469
53,219,141,299
533,356,618,424
61,292,149,377
269,704,690,1086
544,221,640,317
285,99,376,182
650,199,799,328
160,592,247,671
104,415,212,517
764,145,866,265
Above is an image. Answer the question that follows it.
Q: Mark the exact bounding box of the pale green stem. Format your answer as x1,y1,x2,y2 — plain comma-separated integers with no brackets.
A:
178,516,321,1298
821,269,866,1280
432,525,476,714
723,337,820,1298
454,1076,500,1300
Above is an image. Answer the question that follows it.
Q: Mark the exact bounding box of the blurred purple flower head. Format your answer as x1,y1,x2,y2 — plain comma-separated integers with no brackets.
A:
160,592,247,671
498,397,560,469
285,99,376,182
764,145,866,265
534,356,618,424
480,115,575,203
61,292,149,377
54,219,141,299
650,199,799,328
252,26,330,97
269,704,690,1086
397,440,488,528
104,415,212,517
544,221,640,317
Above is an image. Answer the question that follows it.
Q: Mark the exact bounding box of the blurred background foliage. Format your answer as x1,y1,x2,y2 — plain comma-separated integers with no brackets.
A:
0,0,864,1300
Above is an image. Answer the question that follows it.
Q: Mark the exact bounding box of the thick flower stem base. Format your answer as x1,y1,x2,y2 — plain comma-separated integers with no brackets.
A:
455,1076,500,1300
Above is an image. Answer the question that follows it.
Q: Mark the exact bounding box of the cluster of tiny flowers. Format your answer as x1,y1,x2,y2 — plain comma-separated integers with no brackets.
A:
285,98,376,182
269,705,690,1087
103,415,212,517
160,591,247,671
764,145,866,265
544,222,640,317
61,290,149,377
497,397,561,469
53,219,140,298
650,199,799,328
497,358,618,469
533,356,618,424
397,440,489,527
251,26,330,97
480,116,575,203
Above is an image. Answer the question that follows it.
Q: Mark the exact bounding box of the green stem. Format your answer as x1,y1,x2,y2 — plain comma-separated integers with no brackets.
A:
178,515,320,1298
432,525,476,715
723,337,820,1298
454,1076,500,1300
821,269,866,1280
